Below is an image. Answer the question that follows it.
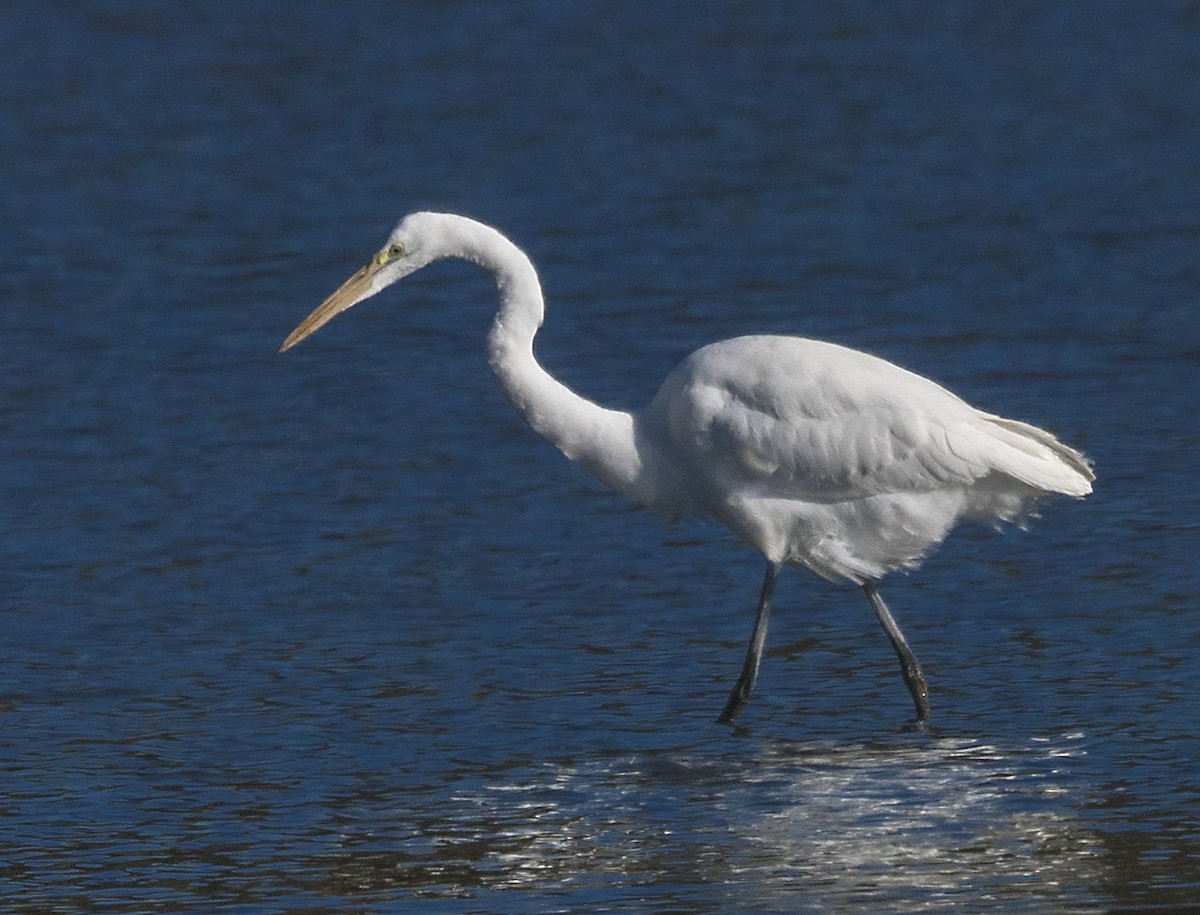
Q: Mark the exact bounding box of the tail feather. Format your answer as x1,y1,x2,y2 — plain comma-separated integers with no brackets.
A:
978,413,1094,497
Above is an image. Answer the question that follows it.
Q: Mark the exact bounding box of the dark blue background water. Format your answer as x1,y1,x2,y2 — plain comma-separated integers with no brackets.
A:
3,2,1198,911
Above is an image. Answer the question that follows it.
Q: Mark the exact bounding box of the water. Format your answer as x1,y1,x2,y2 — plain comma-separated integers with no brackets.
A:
2,1,1198,911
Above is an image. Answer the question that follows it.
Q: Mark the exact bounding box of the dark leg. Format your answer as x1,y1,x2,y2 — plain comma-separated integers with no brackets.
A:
863,581,931,723
717,562,781,724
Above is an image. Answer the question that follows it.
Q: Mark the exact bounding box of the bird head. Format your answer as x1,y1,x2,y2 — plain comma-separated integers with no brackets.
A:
277,212,445,354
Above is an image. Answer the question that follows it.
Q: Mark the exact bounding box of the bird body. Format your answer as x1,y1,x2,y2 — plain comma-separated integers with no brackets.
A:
637,334,1091,582
281,212,1093,724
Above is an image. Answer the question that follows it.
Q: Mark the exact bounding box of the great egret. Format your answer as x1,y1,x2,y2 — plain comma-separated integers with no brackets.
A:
280,212,1094,725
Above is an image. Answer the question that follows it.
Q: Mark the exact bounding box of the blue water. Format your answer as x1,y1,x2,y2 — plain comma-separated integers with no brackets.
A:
3,2,1199,911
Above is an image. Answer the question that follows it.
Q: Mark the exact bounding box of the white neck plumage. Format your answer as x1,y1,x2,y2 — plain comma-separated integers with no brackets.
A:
430,216,649,505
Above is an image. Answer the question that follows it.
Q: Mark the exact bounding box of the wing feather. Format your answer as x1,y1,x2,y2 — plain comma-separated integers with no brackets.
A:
650,335,1090,505
657,337,990,501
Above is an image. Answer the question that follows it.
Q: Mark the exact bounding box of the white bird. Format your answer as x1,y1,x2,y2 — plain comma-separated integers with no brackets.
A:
280,212,1094,725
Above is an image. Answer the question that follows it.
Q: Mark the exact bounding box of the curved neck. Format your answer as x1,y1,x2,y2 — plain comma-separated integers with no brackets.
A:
436,218,647,503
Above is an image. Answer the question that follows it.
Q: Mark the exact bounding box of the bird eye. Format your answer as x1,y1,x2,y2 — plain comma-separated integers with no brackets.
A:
374,243,405,267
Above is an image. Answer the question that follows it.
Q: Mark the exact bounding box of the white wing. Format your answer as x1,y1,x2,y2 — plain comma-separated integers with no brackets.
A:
650,336,1017,497
639,335,1091,580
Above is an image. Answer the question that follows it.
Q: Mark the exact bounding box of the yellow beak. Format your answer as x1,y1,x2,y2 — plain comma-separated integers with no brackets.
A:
278,258,384,354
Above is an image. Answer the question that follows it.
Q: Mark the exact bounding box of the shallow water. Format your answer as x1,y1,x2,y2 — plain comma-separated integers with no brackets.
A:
2,2,1199,911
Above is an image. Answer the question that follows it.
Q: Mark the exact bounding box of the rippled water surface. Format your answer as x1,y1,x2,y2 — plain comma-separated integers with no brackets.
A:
3,2,1199,911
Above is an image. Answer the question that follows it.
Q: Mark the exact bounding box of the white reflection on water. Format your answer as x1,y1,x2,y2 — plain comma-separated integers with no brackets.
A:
383,732,1105,910
715,735,1103,910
